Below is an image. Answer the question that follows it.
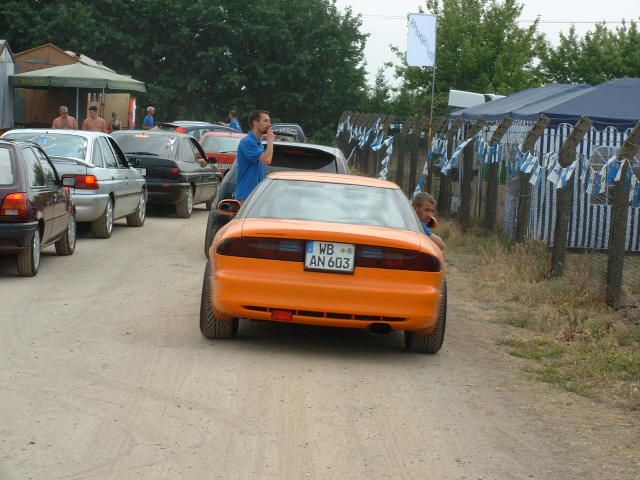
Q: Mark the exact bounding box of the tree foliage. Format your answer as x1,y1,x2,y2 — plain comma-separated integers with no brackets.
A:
0,0,367,140
541,20,640,84
391,0,545,117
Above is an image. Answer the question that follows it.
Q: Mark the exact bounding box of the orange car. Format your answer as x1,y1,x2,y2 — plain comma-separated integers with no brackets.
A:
199,131,246,175
200,172,447,353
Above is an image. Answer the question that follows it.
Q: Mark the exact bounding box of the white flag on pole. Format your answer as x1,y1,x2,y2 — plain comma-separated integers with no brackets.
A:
407,13,437,67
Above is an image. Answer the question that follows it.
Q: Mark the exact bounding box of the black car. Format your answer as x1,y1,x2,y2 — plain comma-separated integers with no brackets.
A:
272,123,307,143
112,131,221,218
203,141,349,257
153,121,238,140
0,139,76,276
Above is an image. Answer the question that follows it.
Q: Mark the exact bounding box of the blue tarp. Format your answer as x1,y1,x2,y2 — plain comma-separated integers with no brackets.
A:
535,77,640,130
450,78,640,131
449,83,587,120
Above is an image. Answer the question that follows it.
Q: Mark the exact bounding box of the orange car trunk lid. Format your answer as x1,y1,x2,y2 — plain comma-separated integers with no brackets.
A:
240,218,424,251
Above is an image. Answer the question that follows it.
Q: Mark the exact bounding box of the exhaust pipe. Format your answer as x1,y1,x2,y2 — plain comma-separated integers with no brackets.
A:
369,323,392,335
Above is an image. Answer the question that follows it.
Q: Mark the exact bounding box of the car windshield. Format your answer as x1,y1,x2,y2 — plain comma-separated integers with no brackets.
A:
201,136,242,153
114,133,178,157
0,148,14,185
245,179,420,231
3,133,87,161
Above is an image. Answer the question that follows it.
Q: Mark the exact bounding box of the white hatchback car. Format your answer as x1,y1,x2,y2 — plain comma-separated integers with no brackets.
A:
2,129,147,238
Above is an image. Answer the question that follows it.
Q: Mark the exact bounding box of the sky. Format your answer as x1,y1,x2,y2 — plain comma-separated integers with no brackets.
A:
334,0,638,86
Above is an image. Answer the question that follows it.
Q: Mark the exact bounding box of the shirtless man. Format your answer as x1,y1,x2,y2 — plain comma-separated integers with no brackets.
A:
82,106,108,133
51,106,78,129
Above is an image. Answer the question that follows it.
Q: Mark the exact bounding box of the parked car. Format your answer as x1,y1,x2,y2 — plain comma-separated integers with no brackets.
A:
199,131,246,175
153,121,237,140
200,172,447,353
203,141,349,256
0,139,76,276
2,129,147,238
272,123,307,142
112,130,220,218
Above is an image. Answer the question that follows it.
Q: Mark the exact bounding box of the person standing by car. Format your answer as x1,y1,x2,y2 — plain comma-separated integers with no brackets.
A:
82,106,108,132
142,106,155,130
234,110,274,202
219,110,242,132
412,192,445,252
51,106,78,129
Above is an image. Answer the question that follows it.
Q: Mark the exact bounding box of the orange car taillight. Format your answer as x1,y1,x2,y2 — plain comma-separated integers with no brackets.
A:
355,246,441,272
64,174,99,190
217,237,304,262
0,192,28,216
175,127,187,134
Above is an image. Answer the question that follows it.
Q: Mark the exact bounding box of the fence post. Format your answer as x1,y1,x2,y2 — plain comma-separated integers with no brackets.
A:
514,115,551,243
394,118,412,194
426,117,447,194
438,118,464,215
606,121,640,308
361,114,375,176
408,116,422,195
377,115,394,177
337,111,351,155
460,118,486,231
550,116,592,277
484,117,513,231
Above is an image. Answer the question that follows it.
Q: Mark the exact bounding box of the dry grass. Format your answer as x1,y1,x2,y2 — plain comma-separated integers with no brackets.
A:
443,221,640,410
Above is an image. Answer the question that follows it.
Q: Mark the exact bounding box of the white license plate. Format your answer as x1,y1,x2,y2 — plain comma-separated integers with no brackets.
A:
305,241,355,273
136,168,146,176
215,163,232,170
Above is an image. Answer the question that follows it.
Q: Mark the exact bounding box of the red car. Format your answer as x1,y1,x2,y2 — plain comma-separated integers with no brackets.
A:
199,131,246,175
0,139,76,276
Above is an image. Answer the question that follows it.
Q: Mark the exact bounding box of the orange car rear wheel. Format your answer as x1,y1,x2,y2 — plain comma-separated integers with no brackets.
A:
404,281,447,354
200,261,239,339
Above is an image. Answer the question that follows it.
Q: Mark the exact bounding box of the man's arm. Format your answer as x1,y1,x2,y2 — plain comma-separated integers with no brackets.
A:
259,129,275,165
430,233,445,252
81,119,88,130
101,119,108,133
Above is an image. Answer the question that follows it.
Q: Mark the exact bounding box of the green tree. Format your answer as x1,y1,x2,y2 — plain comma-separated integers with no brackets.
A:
392,0,545,116
541,20,640,84
0,0,368,141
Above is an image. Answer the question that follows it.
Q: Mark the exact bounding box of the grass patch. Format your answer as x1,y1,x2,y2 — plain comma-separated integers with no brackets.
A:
448,219,640,409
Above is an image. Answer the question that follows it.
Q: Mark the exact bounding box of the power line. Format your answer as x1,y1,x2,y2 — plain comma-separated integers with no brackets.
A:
361,14,632,24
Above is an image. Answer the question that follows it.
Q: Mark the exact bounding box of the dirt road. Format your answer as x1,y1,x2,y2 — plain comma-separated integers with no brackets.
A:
1,208,638,480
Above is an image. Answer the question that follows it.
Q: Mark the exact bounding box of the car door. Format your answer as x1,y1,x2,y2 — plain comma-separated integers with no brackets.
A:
98,136,128,219
108,136,142,214
33,147,69,239
21,146,55,243
178,138,201,201
188,137,218,202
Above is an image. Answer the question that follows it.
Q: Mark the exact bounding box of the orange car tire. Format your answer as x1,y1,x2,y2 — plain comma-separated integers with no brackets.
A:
200,261,239,339
404,281,447,354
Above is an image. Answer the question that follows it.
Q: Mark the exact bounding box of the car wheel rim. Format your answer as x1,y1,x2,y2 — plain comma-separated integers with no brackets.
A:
68,217,76,248
106,200,113,233
33,230,41,269
138,193,146,222
187,190,193,215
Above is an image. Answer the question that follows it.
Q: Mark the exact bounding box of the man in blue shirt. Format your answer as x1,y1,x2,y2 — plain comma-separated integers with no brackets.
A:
234,110,275,202
142,106,155,130
412,192,445,252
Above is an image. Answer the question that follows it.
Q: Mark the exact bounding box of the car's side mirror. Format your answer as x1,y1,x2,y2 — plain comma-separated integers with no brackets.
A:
62,176,76,188
217,199,241,215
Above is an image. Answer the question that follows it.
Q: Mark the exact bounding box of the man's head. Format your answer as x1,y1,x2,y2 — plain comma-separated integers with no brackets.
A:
229,109,237,120
147,106,155,115
412,192,437,222
88,105,98,118
248,110,271,135
59,106,69,116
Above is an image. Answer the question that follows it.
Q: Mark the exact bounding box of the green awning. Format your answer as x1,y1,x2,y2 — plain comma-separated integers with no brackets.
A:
9,62,146,93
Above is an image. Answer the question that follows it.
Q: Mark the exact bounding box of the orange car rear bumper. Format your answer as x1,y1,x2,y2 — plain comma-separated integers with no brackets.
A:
210,256,444,332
